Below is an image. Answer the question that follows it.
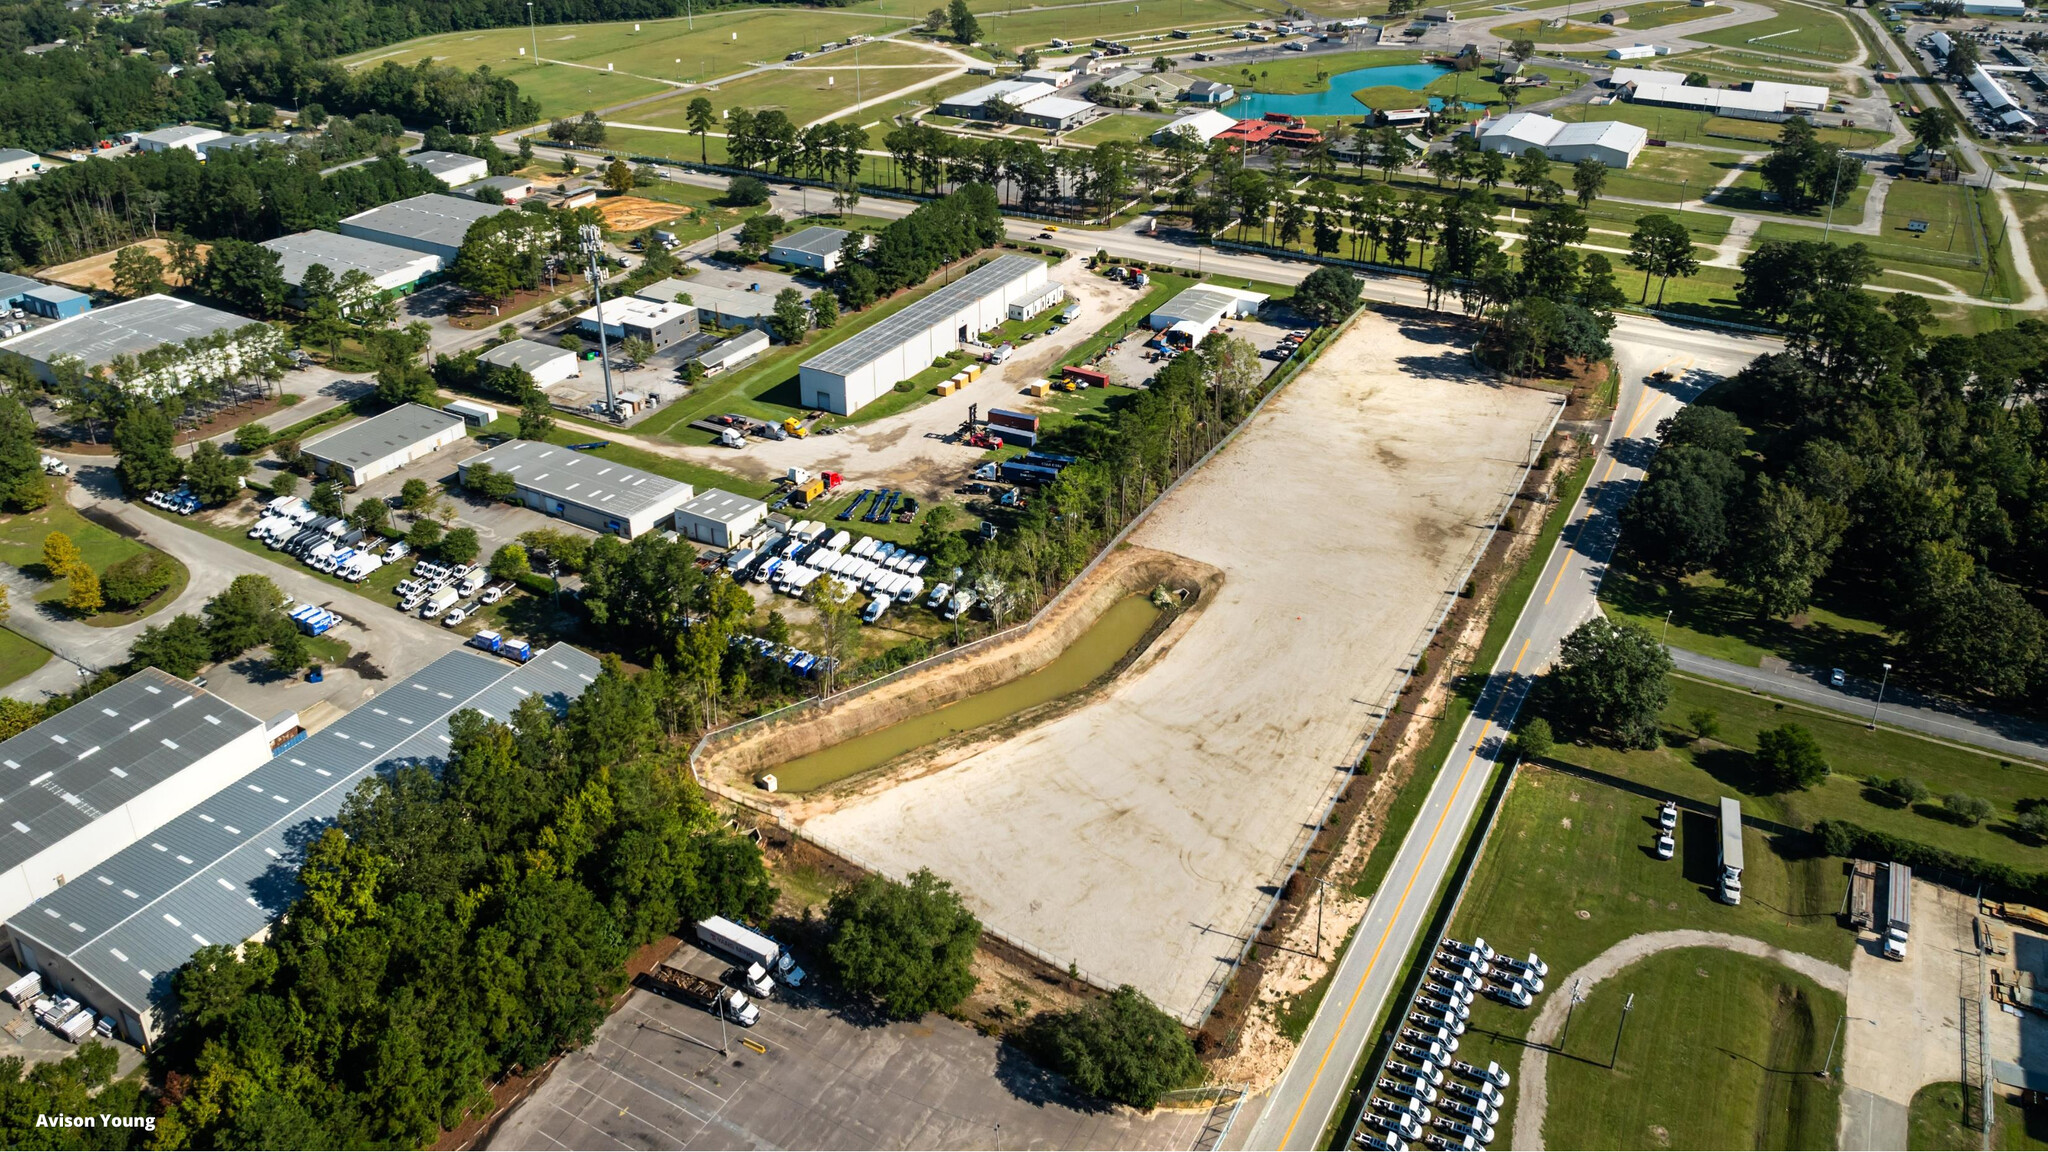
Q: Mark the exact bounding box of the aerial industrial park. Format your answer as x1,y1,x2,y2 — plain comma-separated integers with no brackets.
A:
0,0,2045,1147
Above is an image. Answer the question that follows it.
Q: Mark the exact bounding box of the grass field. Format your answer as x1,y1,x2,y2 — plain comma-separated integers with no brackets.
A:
0,628,51,692
1911,1082,2048,1150
1544,673,2048,866
632,60,954,127
0,486,187,626
339,10,919,120
1447,766,1853,1141
2010,188,2048,310
1600,558,1891,671
1577,0,1729,31
960,0,1289,50
1193,48,1425,94
1689,2,1860,60
1492,17,1616,43
612,178,773,245
1543,948,1843,1148
1557,99,1890,151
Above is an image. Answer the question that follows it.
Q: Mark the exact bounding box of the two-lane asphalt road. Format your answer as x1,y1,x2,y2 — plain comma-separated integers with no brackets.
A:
1243,322,1762,1150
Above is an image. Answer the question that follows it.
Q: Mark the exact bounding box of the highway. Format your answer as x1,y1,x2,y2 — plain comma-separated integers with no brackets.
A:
1241,323,1761,1150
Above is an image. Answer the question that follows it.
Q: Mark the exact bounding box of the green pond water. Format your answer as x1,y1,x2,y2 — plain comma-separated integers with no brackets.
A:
768,595,1164,793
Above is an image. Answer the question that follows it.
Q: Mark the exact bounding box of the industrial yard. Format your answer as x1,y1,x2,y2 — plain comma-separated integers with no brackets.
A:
803,312,1559,1022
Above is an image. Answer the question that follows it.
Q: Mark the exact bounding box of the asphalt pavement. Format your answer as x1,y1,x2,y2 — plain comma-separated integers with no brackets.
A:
1670,649,2048,766
1240,324,1760,1150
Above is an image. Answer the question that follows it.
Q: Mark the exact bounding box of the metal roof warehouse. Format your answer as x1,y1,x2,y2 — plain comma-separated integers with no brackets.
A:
259,230,442,295
458,439,697,537
0,669,273,929
798,254,1050,415
0,294,253,385
3,645,601,1047
337,193,514,265
301,402,468,487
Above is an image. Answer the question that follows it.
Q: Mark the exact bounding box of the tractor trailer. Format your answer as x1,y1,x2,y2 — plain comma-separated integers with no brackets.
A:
1718,796,1744,905
1885,862,1912,960
696,916,806,988
652,961,759,1025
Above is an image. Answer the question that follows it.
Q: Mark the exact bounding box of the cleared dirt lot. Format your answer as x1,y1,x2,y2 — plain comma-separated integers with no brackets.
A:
39,237,207,291
804,312,1559,1022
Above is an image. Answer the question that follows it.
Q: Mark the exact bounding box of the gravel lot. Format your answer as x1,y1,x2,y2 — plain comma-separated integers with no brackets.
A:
804,311,1560,1022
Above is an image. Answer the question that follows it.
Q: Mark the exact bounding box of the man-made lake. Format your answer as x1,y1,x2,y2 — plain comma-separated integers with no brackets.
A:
1228,62,1453,117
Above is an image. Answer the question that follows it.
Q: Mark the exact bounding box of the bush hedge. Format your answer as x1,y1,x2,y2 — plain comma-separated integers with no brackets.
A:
1813,818,2048,902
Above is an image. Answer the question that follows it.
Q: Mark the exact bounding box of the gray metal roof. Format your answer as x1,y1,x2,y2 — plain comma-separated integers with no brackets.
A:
4,645,601,1023
696,330,769,369
461,440,692,521
23,285,86,305
455,175,534,197
339,194,512,252
0,294,249,371
771,225,851,258
479,339,575,375
405,150,485,179
0,669,264,877
135,125,220,146
302,403,463,471
802,255,1044,378
0,271,40,302
259,230,437,288
0,149,34,165
677,488,768,525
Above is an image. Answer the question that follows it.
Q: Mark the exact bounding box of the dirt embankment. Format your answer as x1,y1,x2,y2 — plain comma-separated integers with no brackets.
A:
702,544,1223,811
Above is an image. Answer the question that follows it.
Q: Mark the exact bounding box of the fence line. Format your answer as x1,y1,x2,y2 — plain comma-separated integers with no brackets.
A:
1186,393,1563,1023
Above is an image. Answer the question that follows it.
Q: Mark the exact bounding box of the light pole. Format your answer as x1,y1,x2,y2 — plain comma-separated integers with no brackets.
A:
1869,661,1892,730
527,2,539,66
579,223,618,420
1820,1014,1877,1079
1314,878,1328,958
1661,609,1673,650
1822,154,1848,240
1610,991,1635,1068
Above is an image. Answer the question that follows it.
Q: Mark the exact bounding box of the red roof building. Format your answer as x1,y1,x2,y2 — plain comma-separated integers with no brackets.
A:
1218,113,1322,147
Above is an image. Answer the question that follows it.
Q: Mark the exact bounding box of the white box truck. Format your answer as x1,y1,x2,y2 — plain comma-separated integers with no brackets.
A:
696,916,806,987
1884,862,1911,960
1718,796,1744,905
420,586,461,619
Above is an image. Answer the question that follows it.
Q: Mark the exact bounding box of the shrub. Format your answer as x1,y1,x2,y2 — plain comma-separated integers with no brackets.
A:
1687,707,1720,741
825,868,979,1019
1024,985,1202,1108
101,552,179,610
1872,775,1929,808
1943,793,1993,827
1511,717,1554,762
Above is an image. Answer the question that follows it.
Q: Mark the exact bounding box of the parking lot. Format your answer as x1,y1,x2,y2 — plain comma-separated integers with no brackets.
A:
1908,25,2048,143
487,941,1225,1151
1092,310,1301,392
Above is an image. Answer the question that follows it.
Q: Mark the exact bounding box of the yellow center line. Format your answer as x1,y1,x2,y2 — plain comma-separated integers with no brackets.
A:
1276,640,1531,1146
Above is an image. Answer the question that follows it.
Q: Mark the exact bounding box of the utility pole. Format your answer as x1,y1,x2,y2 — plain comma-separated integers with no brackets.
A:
1610,992,1635,1068
1822,155,1847,241
1314,878,1328,958
527,2,539,66
579,224,618,420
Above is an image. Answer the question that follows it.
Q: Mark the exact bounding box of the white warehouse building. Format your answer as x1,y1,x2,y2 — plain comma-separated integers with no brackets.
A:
301,402,468,487
459,439,696,537
1473,112,1648,168
798,254,1051,415
1154,109,1237,145
260,230,441,298
480,338,581,390
0,294,274,397
768,225,860,272
0,669,273,929
337,194,513,266
674,489,769,548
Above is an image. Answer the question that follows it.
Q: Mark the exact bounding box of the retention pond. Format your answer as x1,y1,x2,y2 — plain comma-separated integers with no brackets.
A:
766,594,1164,793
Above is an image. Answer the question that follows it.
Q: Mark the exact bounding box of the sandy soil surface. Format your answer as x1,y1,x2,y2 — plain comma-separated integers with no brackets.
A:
39,237,207,291
802,312,1558,1023
665,250,1135,499
595,194,691,231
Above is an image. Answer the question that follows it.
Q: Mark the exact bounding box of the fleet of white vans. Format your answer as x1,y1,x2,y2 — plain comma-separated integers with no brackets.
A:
729,521,970,627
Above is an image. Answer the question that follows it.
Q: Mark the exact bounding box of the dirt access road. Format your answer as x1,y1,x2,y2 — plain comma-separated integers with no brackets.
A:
663,250,1135,499
804,311,1559,1023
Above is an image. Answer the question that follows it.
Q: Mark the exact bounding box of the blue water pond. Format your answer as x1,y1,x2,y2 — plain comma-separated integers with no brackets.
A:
1227,62,1480,118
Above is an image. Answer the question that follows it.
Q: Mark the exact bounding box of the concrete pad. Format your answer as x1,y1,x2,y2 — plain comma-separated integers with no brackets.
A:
805,312,1559,1022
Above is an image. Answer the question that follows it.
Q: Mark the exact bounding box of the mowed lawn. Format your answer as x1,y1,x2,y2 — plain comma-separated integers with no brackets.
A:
339,10,918,119
1544,948,1843,1149
1490,17,1615,43
964,0,1289,50
0,484,187,626
1689,2,1860,60
1446,767,1851,1141
1910,1081,2048,1150
1544,674,2048,867
0,628,51,692
633,62,955,128
1575,0,1728,30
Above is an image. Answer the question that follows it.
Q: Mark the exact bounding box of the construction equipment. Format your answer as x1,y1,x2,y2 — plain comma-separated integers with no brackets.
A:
792,477,826,507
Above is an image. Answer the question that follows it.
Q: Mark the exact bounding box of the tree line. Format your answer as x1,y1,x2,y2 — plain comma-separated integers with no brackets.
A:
1622,240,2048,704
0,140,447,271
